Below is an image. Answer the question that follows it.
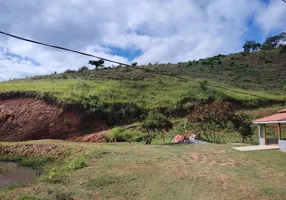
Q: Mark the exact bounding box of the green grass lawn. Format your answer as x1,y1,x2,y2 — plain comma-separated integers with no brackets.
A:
0,142,285,200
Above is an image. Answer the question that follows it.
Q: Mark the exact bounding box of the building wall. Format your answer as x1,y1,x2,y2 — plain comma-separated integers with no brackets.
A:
278,140,286,152
259,138,278,145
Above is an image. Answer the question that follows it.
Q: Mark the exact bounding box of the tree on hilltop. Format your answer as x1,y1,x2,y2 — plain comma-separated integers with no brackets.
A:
89,59,105,69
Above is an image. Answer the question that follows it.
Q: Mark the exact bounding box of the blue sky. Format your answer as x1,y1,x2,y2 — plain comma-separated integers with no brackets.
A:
0,0,285,81
105,47,142,62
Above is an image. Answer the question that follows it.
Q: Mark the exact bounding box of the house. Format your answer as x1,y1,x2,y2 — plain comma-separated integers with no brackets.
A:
253,109,286,152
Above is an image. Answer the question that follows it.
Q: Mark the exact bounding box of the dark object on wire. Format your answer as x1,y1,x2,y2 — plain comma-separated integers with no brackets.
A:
0,30,131,67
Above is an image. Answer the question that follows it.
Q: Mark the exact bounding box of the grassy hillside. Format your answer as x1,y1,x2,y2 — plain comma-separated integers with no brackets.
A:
0,49,285,123
29,49,286,91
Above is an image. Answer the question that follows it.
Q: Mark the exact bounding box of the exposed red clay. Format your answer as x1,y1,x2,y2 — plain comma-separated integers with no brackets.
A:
0,98,108,142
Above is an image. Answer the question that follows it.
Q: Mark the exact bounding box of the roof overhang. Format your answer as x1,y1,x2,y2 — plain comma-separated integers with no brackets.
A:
252,110,286,124
253,121,286,124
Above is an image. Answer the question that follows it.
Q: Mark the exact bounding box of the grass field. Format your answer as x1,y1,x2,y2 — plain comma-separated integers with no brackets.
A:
0,142,285,200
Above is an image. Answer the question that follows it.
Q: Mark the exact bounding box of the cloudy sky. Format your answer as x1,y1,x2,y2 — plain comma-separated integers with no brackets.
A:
0,0,285,81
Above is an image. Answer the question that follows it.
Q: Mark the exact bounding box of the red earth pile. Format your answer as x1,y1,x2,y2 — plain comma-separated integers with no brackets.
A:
0,98,107,142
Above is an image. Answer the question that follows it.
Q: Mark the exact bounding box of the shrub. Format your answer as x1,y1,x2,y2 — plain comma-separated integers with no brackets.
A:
78,66,88,72
186,62,192,67
240,52,249,56
232,114,254,143
68,155,87,171
187,102,253,143
64,69,76,73
141,112,173,144
131,62,138,67
62,74,68,79
105,127,138,142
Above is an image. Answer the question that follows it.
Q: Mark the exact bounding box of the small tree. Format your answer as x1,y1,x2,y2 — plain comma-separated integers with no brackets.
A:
89,59,105,69
265,36,280,49
243,41,261,52
141,112,173,144
187,102,252,143
243,41,254,52
187,102,235,143
252,43,261,51
131,62,138,67
232,114,254,143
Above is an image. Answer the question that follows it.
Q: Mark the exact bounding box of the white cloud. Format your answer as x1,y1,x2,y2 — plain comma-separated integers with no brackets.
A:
0,0,282,81
255,0,286,33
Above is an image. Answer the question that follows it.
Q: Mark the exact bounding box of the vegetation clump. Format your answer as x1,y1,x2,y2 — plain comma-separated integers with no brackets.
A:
105,127,140,142
187,102,253,143
141,111,173,144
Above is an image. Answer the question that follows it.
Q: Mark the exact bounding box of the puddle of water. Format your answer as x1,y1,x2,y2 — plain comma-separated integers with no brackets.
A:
0,162,38,190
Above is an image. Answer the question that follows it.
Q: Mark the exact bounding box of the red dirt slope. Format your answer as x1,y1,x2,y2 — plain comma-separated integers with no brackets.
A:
0,98,107,142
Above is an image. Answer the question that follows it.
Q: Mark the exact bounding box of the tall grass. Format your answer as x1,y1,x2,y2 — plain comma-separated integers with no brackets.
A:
1,78,285,110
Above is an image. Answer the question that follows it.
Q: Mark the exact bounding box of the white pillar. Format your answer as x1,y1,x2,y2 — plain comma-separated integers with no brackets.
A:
258,124,262,138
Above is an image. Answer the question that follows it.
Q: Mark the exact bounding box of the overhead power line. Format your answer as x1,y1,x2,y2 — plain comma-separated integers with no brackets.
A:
282,0,286,3
0,30,190,79
0,30,132,67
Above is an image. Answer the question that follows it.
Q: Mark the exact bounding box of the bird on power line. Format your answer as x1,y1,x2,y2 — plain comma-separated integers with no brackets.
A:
0,30,132,67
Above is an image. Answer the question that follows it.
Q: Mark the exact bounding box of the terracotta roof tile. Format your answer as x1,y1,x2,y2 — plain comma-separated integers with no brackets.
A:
253,109,286,123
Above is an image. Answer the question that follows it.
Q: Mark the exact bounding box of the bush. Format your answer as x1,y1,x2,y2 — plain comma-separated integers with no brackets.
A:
105,127,138,142
240,52,249,56
131,62,138,67
68,155,87,171
141,112,173,144
62,74,68,79
187,102,253,143
78,66,88,72
64,69,76,73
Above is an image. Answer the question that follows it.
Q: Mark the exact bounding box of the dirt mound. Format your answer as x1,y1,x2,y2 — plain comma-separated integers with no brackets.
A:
0,98,108,142
69,130,107,142
0,144,67,157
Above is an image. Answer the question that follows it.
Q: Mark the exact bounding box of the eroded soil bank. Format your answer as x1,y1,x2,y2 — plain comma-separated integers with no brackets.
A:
0,98,108,142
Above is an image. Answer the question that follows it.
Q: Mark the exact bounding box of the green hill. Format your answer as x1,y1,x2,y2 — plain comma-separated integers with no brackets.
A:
0,49,285,124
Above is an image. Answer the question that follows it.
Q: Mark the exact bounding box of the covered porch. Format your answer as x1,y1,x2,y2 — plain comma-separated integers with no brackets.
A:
253,109,286,152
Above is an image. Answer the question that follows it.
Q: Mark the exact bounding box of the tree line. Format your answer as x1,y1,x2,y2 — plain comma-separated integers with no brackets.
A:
243,32,286,53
